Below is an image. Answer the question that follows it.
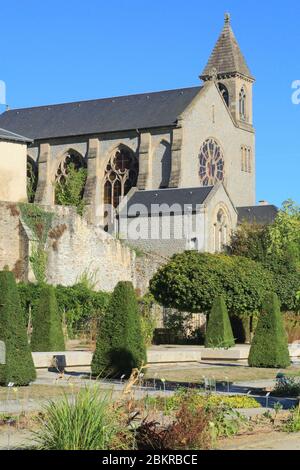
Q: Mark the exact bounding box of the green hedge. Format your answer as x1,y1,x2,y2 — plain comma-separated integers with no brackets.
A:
18,282,111,337
92,281,147,378
0,272,36,386
31,285,65,352
248,293,290,368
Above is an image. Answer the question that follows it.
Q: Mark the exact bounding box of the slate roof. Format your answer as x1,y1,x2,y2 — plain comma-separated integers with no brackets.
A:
0,87,202,141
237,205,278,225
0,127,32,143
200,15,253,80
120,186,214,217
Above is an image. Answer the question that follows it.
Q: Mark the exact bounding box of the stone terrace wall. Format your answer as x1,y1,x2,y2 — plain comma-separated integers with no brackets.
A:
0,201,166,293
134,250,168,296
45,205,136,291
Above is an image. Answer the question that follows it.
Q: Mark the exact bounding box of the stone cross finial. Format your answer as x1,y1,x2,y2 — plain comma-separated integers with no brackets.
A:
225,12,230,24
210,67,218,81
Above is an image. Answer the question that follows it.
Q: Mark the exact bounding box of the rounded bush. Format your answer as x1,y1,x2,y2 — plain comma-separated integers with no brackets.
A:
150,251,274,316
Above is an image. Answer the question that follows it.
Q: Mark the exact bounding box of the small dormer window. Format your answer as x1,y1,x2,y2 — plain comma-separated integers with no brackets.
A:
218,83,229,107
239,87,247,120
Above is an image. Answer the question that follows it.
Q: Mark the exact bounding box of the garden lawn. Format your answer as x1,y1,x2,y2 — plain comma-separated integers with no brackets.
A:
0,384,81,401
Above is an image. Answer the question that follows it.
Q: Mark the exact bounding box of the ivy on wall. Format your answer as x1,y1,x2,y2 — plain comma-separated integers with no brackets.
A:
55,164,87,215
26,162,37,203
19,203,54,283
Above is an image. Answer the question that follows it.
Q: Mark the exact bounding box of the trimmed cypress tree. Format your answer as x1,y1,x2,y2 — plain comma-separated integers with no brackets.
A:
92,281,146,378
0,271,36,386
248,292,290,368
205,295,235,348
31,284,65,352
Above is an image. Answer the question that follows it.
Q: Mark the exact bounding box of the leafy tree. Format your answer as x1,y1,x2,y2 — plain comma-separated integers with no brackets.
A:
248,293,290,368
229,222,270,264
268,200,300,269
55,164,87,215
149,251,273,317
31,284,65,352
229,200,300,312
205,295,235,348
0,271,36,386
92,282,146,378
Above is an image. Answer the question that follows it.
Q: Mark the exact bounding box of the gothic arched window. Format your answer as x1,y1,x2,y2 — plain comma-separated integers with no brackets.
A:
239,87,247,120
54,150,87,205
27,156,38,203
104,146,138,208
218,83,229,107
214,208,228,252
199,138,225,186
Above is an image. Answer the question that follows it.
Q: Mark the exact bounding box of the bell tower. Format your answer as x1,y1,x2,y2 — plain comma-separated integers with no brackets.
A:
200,13,255,130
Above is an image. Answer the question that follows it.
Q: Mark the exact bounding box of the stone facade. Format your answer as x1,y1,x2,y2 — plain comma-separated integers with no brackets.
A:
24,76,254,216
179,82,255,207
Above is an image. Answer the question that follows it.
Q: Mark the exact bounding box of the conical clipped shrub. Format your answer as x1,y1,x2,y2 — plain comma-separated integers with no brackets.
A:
248,292,290,368
31,284,65,352
92,281,146,378
205,295,235,348
0,271,36,385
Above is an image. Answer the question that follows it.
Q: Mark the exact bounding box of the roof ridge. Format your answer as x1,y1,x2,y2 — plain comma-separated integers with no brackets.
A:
137,186,214,193
3,86,202,114
237,204,277,209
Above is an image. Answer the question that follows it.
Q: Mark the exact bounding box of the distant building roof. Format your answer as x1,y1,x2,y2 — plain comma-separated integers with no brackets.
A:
0,87,202,141
200,14,254,80
0,127,32,144
237,205,278,225
120,186,214,217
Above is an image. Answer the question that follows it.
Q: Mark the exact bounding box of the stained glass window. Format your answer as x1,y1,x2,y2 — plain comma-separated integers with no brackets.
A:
199,138,225,186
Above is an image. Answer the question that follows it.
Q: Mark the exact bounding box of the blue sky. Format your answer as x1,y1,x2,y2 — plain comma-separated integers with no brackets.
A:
1,0,300,206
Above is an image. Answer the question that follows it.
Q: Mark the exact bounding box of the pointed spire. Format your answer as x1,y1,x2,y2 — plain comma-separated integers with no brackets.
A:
200,14,254,81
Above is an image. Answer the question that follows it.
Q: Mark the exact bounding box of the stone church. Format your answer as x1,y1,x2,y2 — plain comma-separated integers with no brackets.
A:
0,14,277,262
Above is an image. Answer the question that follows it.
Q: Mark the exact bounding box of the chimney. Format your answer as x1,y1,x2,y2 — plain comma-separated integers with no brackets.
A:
259,200,269,206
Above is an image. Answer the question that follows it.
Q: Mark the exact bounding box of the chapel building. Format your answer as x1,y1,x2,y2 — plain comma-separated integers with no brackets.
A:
0,14,277,256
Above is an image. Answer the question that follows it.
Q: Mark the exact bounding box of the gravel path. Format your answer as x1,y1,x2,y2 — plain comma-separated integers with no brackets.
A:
219,432,300,450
